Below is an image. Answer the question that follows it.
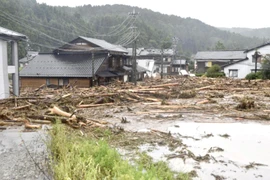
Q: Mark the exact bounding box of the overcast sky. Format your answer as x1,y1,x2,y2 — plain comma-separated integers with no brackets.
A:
36,0,269,29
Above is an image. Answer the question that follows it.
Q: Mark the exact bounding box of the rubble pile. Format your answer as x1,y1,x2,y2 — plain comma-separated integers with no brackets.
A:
1,77,270,130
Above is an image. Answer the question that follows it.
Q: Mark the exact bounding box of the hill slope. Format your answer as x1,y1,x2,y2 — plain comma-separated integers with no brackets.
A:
0,0,264,57
221,27,270,40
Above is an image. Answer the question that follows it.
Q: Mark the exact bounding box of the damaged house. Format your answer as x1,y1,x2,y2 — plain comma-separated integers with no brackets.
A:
20,36,146,88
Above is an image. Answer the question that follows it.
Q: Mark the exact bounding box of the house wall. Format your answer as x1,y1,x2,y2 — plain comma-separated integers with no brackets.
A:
0,40,9,99
20,77,91,88
196,61,228,74
69,78,90,87
224,45,270,79
21,77,46,88
224,60,250,79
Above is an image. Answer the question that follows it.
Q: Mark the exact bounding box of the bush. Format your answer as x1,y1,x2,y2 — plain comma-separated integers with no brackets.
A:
245,72,263,80
206,65,225,78
195,73,205,77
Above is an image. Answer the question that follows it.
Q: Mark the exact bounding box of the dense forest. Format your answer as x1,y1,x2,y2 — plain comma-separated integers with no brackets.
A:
0,0,264,58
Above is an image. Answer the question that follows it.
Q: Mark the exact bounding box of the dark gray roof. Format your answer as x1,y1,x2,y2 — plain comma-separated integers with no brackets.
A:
172,59,187,65
222,59,249,68
195,51,246,60
97,71,118,77
122,65,147,73
20,54,107,77
79,36,128,54
244,42,270,53
138,48,174,56
0,26,27,41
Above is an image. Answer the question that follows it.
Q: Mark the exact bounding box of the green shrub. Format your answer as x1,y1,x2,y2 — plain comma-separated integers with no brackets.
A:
245,72,262,80
206,65,225,78
195,73,205,77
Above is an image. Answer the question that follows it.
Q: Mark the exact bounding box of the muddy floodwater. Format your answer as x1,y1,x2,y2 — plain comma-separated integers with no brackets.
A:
107,109,270,180
168,122,270,180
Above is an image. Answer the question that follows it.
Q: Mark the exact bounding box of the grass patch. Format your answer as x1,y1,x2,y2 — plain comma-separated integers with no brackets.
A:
48,124,189,180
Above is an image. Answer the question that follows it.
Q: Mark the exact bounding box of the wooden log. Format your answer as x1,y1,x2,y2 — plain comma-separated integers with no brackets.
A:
29,120,51,124
195,85,215,91
150,83,179,88
25,123,42,129
12,104,32,110
47,106,76,120
196,99,210,104
77,103,114,108
84,93,118,97
0,121,24,126
27,115,57,122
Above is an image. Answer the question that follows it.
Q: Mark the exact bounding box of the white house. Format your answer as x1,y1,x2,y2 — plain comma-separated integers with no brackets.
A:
224,43,270,79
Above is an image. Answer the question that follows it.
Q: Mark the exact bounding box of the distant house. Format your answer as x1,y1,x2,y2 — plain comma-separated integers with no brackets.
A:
171,59,187,75
19,51,39,67
223,43,270,79
20,36,135,88
137,48,174,75
194,51,247,73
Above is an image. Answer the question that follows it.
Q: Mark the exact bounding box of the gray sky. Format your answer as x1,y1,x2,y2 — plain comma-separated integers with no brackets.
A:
36,0,270,28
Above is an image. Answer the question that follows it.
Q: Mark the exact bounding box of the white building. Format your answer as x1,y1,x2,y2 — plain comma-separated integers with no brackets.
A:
0,26,27,99
224,43,270,79
137,59,156,77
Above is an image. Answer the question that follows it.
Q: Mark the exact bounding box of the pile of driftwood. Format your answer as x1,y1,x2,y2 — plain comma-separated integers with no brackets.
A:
1,76,270,130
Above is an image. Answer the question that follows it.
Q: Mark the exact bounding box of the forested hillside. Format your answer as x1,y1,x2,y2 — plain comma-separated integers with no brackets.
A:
0,0,264,58
221,27,270,41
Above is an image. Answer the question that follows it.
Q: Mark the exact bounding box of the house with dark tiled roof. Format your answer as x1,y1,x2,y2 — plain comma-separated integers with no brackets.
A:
194,51,247,73
20,36,146,88
223,42,270,78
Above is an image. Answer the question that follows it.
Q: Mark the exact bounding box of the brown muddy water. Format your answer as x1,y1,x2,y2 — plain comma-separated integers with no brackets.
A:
141,122,270,180
107,107,270,180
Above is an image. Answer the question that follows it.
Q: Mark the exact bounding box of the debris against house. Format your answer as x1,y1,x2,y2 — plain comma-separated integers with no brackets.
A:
1,77,270,130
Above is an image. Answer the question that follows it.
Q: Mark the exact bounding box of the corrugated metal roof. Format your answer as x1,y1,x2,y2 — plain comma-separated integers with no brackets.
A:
0,26,27,41
195,51,246,60
20,54,107,77
79,36,128,54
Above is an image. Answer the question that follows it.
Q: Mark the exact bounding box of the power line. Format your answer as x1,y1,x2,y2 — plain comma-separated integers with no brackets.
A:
0,10,136,51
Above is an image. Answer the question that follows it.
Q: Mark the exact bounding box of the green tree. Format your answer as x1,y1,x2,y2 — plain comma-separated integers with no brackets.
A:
261,54,270,79
206,64,225,78
215,41,226,50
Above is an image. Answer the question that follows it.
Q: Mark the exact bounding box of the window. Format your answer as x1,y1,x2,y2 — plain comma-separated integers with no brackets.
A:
119,58,123,67
109,58,116,68
163,67,168,73
229,69,238,78
252,55,262,63
58,78,69,86
46,78,50,86
205,61,212,67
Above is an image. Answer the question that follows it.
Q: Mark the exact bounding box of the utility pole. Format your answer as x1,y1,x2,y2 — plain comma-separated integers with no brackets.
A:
92,51,95,86
161,48,164,79
254,50,260,73
129,9,139,85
